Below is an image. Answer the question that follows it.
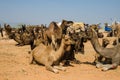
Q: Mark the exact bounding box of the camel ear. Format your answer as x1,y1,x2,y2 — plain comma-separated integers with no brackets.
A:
64,35,71,40
62,34,70,39
62,34,65,38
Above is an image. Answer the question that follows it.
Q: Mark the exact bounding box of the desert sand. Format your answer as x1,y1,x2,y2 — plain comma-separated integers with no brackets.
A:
0,36,120,80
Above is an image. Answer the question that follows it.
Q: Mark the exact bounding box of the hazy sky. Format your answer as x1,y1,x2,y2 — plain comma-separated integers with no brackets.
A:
0,0,120,25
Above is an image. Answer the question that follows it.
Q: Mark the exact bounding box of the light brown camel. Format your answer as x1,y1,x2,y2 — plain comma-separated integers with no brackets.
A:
44,21,62,50
29,35,75,73
87,27,120,71
44,20,73,50
94,38,111,64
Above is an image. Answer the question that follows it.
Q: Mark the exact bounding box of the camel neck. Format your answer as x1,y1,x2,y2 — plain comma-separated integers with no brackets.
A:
90,29,103,53
54,39,65,61
91,38,102,53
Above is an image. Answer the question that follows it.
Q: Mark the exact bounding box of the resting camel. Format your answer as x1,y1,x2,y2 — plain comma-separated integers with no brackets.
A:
94,38,111,64
87,27,120,71
110,21,118,37
44,20,73,50
107,22,120,37
4,24,35,49
29,35,75,73
44,21,62,50
0,24,3,37
4,24,13,39
60,29,87,65
13,25,35,47
31,25,47,50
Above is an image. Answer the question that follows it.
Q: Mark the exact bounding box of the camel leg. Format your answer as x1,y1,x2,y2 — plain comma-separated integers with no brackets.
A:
101,56,119,71
95,55,105,68
72,59,81,64
45,65,59,73
51,35,56,45
96,62,104,68
53,65,66,71
29,53,33,64
51,35,57,50
0,29,3,37
101,63,118,71
93,54,103,65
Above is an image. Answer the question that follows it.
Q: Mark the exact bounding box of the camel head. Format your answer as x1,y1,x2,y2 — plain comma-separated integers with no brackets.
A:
102,38,110,47
86,26,97,40
79,31,88,42
63,35,75,45
61,19,73,34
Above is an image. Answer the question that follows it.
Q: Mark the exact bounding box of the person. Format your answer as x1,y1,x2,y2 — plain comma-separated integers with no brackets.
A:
104,23,112,32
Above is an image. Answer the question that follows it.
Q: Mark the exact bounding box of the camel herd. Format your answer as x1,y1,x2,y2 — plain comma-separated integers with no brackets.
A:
0,19,120,73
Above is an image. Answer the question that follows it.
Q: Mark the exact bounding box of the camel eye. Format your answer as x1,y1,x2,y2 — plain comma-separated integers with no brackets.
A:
65,39,68,41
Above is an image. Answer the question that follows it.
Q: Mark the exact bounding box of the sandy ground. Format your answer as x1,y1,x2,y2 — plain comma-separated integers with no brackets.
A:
0,35,120,80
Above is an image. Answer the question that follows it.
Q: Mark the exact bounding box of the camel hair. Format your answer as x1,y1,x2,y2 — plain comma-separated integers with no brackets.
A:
88,27,120,71
29,35,75,73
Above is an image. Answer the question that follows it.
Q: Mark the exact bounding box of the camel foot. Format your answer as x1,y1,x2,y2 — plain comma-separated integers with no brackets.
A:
16,44,24,46
63,63,74,67
91,62,96,65
101,64,116,71
71,59,81,64
96,63,103,68
53,69,59,74
61,67,66,71
102,67,109,71
53,66,66,71
63,60,71,66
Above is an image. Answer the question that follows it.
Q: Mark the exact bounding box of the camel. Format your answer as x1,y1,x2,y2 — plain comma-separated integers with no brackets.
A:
4,24,46,49
19,25,47,49
4,24,35,49
87,27,120,71
12,25,35,48
4,24,13,39
0,24,3,37
32,25,47,50
90,24,104,38
60,30,87,65
29,35,75,73
111,21,118,36
108,22,120,37
94,38,111,64
97,32,104,38
70,30,87,54
71,22,85,33
60,19,73,35
44,20,73,50
43,21,62,50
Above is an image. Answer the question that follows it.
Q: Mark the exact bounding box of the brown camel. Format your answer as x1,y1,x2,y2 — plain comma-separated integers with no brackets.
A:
4,24,35,49
44,21,62,50
87,27,120,71
44,20,73,50
29,35,75,73
0,24,3,37
4,24,13,39
31,25,47,50
60,19,73,34
94,38,111,64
